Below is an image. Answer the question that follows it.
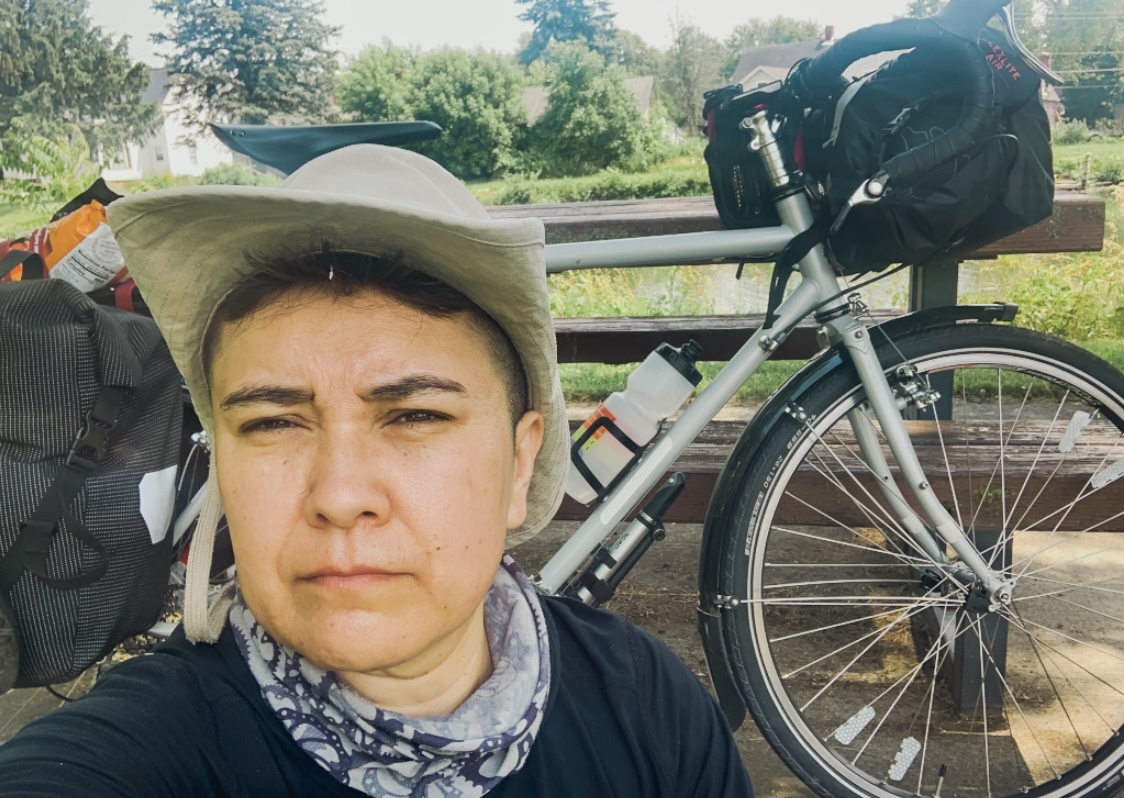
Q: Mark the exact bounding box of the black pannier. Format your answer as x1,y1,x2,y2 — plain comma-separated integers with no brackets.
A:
801,25,1053,274
703,20,1055,278
702,84,782,230
0,277,181,689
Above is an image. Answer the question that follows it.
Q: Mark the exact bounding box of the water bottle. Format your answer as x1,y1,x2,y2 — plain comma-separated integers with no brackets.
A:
566,341,703,504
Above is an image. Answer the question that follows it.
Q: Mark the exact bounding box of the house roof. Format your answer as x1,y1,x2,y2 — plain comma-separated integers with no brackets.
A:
142,67,173,105
730,41,828,84
730,38,897,88
522,76,655,125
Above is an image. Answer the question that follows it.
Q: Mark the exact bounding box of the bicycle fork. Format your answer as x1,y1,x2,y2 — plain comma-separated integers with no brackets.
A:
825,314,1012,606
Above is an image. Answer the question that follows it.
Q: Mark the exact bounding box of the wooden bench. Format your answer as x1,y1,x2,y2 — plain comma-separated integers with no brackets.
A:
485,193,1111,525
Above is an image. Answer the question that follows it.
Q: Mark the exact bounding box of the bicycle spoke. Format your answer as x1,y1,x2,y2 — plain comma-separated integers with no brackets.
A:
770,606,915,643
772,524,932,569
791,600,943,706
802,442,932,563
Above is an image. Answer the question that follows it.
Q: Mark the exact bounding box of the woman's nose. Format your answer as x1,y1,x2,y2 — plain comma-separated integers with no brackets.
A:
302,425,391,530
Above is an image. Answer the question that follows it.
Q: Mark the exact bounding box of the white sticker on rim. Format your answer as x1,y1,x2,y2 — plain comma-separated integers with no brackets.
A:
139,465,177,545
888,737,921,781
834,706,875,745
1058,411,1091,453
1092,458,1124,490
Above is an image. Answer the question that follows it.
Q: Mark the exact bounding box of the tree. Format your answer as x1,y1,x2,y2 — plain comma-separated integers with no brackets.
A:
662,20,724,133
0,0,159,156
338,47,525,180
615,29,664,76
152,0,338,137
337,43,416,123
529,42,656,176
1039,0,1124,125
516,0,617,64
903,0,945,16
408,49,526,180
0,122,100,211
722,16,822,78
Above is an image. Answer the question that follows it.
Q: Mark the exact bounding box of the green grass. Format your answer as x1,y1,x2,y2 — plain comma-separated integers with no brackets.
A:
0,204,51,239
561,359,802,405
1053,138,1124,184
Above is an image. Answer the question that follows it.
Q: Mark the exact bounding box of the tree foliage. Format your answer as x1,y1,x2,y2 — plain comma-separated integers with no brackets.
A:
408,49,527,180
337,43,416,123
1039,0,1124,125
337,47,525,180
0,122,100,211
152,0,338,136
0,0,159,155
529,42,658,176
722,16,822,78
516,0,617,64
615,29,664,76
662,21,724,133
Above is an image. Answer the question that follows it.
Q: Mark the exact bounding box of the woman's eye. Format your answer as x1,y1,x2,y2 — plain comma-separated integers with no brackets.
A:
240,417,299,434
392,410,447,426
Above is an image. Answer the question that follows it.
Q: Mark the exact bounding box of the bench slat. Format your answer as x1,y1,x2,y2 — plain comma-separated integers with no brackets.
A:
554,420,1123,530
554,310,902,363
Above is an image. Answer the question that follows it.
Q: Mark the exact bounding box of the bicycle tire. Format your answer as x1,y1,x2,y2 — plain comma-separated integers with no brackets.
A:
716,323,1124,798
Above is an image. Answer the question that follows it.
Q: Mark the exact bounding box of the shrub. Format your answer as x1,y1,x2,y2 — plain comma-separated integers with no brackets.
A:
337,45,525,181
0,123,100,212
409,49,527,180
527,42,664,177
487,162,710,205
196,162,281,187
1053,119,1092,145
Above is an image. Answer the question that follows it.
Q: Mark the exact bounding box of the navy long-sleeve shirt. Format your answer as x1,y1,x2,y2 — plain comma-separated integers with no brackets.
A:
0,596,752,797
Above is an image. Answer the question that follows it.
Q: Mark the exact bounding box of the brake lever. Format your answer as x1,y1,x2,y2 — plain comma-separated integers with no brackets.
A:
997,5,1063,86
830,173,889,236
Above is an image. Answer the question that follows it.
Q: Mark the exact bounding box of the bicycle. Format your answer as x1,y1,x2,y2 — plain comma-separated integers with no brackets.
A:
165,2,1124,796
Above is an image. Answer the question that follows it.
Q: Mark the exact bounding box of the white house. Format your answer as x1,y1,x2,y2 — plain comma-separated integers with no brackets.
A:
102,67,233,182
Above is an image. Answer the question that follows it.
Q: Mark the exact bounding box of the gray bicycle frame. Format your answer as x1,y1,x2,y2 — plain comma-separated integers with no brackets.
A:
533,114,1005,602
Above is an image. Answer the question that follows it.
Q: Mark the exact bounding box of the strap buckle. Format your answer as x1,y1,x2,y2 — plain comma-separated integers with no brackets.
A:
65,410,113,472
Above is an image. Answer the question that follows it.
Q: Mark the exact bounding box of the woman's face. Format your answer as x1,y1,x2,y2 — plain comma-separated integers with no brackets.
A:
208,287,542,680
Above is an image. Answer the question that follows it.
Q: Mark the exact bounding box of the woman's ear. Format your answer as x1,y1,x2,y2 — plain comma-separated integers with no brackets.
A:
506,410,544,530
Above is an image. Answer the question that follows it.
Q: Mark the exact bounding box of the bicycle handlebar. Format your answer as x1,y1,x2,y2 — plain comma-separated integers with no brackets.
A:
790,4,1008,188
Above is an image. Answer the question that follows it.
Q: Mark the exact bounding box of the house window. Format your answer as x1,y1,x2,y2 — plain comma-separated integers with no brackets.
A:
188,144,198,166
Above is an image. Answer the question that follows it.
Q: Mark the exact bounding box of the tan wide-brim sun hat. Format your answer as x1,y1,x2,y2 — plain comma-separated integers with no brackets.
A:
108,144,568,641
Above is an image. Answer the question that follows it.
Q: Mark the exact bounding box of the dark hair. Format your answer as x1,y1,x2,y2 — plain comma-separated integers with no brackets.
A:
201,243,529,427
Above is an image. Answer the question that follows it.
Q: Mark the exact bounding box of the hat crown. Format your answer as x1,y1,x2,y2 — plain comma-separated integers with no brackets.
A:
282,145,491,222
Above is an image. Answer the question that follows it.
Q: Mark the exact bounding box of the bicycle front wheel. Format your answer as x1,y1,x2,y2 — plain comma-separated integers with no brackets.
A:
718,323,1124,798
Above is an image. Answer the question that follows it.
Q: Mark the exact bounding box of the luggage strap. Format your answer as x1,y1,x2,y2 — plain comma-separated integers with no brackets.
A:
0,385,126,592
0,250,45,281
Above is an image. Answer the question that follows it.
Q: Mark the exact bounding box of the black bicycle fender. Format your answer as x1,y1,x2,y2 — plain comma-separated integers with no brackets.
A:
695,302,1017,723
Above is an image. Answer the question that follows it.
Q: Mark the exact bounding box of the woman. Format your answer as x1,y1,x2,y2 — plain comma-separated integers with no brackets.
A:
0,144,752,797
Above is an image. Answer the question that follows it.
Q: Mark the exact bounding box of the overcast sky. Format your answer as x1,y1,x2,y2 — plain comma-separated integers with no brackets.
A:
87,0,912,66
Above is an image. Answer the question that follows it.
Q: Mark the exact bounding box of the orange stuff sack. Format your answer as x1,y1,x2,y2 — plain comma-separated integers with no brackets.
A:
0,200,128,290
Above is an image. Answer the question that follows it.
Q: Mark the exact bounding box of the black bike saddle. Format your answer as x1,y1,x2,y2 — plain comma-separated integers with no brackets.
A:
208,121,443,176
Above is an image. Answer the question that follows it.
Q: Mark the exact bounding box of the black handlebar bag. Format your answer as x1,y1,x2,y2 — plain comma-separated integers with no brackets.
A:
0,277,181,689
803,26,1053,274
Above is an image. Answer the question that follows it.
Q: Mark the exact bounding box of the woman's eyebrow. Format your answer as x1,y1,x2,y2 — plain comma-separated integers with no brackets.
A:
363,375,468,402
219,375,467,411
220,385,314,410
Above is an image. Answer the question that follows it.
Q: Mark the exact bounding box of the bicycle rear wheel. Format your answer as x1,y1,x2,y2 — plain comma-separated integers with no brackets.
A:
717,323,1124,798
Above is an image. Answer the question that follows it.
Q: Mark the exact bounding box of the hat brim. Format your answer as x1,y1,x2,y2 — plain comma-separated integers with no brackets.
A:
108,185,567,543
